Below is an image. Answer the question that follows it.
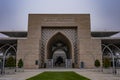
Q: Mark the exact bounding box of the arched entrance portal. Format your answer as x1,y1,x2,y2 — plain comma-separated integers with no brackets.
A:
46,32,72,68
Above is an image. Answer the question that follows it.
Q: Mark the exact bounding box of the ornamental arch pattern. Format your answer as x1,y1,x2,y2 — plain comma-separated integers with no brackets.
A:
46,32,72,59
40,27,78,67
102,44,120,68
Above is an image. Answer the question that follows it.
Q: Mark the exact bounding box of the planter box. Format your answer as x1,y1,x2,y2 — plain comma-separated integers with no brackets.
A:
5,67,15,74
94,68,102,72
103,68,113,74
116,69,120,75
16,68,24,72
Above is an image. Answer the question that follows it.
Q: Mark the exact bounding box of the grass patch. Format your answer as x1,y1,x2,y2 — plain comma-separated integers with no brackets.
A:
26,71,90,80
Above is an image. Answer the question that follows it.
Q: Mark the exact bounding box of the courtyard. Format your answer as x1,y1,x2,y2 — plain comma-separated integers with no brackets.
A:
0,69,120,80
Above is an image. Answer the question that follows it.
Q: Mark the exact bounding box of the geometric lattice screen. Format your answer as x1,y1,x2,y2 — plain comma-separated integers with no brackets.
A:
40,27,78,64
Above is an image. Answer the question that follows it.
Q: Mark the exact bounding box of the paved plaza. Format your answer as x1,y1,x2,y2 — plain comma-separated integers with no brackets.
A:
0,69,120,80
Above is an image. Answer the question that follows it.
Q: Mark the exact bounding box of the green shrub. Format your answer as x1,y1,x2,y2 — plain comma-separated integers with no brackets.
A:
94,59,101,68
5,56,16,68
18,59,24,68
103,58,111,68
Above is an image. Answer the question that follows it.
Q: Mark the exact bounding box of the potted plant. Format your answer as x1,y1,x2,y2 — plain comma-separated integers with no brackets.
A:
5,56,16,74
95,59,101,68
94,59,101,72
103,57,111,68
103,57,112,73
17,58,24,72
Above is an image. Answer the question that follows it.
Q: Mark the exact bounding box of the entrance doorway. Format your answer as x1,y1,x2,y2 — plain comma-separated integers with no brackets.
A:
53,49,66,68
46,32,72,68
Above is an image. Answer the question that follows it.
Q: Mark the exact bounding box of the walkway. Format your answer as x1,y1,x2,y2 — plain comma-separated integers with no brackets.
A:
0,69,120,80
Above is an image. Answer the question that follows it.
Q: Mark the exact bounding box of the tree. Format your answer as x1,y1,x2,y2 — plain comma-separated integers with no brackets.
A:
94,59,101,68
18,59,24,68
5,56,16,68
103,57,111,68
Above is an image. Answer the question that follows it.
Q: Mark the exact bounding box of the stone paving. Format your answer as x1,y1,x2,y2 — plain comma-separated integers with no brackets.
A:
0,69,120,80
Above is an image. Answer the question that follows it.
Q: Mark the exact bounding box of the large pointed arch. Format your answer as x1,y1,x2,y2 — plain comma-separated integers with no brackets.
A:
47,32,72,59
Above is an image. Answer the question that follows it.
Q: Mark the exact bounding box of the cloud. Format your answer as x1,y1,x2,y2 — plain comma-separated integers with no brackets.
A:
0,0,120,31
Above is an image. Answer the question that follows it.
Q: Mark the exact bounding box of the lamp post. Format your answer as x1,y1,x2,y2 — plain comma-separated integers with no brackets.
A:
115,53,120,74
0,52,3,74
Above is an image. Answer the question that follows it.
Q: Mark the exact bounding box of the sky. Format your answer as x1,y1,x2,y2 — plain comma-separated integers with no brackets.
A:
0,0,120,31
